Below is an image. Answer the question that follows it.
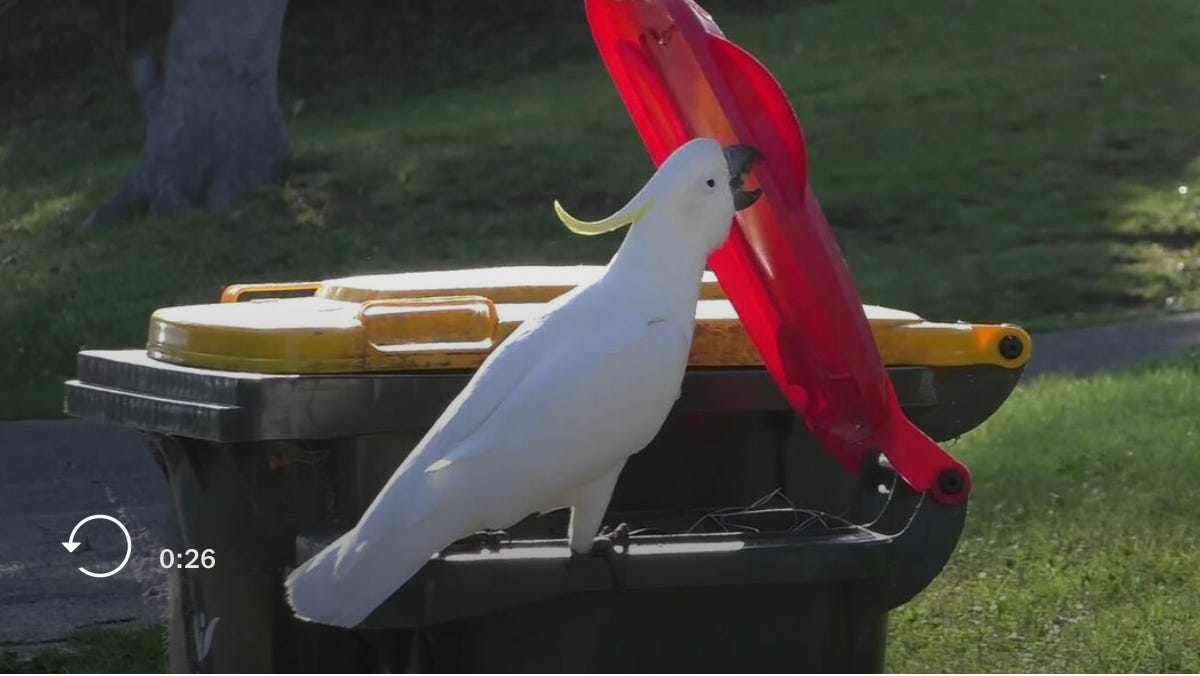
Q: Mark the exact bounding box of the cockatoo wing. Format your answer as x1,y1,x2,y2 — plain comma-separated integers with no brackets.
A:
287,314,691,628
425,317,662,473
399,313,552,476
370,286,589,480
331,312,688,582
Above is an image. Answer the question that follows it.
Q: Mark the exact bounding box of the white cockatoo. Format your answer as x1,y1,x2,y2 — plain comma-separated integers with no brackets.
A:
285,137,762,627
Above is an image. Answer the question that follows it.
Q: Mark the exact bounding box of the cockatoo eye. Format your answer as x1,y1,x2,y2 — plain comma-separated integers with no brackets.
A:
702,177,718,194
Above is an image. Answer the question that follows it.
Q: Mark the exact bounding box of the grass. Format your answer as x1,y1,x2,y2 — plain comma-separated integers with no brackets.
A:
888,350,1200,672
0,626,165,674
3,0,1200,417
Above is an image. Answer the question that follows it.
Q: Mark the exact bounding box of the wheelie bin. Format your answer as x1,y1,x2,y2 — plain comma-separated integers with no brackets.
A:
65,265,1030,672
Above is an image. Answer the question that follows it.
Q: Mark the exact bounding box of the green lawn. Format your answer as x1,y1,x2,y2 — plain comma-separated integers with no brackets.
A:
0,626,164,673
888,351,1200,672
2,0,1200,417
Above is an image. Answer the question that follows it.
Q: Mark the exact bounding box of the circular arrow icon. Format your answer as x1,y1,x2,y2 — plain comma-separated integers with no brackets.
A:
62,514,132,578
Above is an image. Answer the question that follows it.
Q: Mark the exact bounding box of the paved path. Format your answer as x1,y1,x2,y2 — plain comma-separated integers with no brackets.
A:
0,311,1197,649
0,421,167,650
1023,312,1200,379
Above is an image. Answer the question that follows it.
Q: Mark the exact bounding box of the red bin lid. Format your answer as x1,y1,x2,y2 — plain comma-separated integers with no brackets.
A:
587,0,971,503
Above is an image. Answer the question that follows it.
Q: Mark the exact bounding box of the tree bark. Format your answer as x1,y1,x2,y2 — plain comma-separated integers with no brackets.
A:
87,0,290,227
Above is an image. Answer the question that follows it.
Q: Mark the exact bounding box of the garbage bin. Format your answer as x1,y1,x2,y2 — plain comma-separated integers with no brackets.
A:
65,265,1030,672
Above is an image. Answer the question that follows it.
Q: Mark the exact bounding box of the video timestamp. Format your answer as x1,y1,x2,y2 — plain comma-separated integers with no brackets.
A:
159,548,216,569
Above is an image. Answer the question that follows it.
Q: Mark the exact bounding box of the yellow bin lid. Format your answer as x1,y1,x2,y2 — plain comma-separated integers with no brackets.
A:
147,266,1031,374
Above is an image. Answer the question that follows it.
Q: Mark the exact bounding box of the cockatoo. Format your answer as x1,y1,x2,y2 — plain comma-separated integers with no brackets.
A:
285,137,762,628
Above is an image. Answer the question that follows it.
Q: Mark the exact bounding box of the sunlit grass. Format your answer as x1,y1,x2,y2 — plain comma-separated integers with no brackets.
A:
9,193,86,233
889,352,1200,672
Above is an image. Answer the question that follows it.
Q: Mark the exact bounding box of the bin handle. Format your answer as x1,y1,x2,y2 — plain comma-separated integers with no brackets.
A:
220,282,323,303
358,296,499,355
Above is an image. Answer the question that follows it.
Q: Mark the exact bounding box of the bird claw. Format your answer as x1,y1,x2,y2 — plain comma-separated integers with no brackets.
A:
454,529,508,553
587,523,632,590
593,522,632,555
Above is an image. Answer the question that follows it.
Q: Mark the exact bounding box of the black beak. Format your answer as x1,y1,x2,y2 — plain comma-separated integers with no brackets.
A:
724,144,763,211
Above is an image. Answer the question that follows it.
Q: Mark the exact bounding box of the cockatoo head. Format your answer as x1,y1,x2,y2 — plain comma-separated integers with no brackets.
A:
554,137,762,253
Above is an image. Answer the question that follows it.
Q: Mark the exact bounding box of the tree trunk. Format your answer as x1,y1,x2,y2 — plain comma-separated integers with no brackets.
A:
88,0,290,227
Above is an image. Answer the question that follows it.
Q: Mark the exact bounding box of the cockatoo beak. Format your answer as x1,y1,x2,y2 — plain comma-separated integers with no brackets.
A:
554,187,656,236
723,144,763,211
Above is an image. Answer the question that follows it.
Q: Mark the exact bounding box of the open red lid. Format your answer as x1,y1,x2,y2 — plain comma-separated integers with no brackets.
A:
587,0,971,503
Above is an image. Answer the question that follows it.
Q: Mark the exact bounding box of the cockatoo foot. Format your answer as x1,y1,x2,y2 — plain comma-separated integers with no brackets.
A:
562,524,630,587
593,522,632,555
454,529,508,552
595,523,631,589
